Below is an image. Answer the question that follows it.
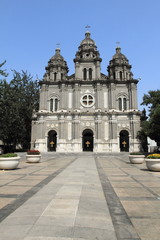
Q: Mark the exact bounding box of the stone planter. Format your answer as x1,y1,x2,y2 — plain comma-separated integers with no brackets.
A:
0,156,20,170
129,155,145,164
26,154,41,163
145,159,160,171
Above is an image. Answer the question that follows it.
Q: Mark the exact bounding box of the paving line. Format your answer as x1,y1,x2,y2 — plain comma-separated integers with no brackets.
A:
96,157,141,240
0,157,77,223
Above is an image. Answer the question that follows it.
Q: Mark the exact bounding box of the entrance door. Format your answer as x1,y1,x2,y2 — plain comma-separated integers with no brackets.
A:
82,129,93,152
48,130,57,151
119,130,129,152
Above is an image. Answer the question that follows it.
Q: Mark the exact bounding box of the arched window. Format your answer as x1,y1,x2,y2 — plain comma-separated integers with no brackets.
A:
50,98,59,112
83,68,87,80
50,99,53,111
118,98,122,111
54,72,57,81
120,71,123,80
123,98,127,110
89,68,92,80
126,72,128,80
61,73,63,80
113,72,116,79
118,97,127,111
55,98,58,111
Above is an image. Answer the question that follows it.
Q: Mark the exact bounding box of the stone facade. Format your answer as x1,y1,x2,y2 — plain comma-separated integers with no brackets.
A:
31,31,141,152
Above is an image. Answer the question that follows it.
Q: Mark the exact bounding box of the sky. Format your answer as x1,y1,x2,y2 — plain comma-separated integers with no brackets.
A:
1,0,160,111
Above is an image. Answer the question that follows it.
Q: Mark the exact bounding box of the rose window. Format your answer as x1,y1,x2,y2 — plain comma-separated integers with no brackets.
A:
81,94,95,107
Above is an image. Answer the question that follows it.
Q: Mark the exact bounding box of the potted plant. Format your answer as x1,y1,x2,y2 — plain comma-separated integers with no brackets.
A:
0,153,20,170
129,152,145,164
145,154,160,171
26,150,41,163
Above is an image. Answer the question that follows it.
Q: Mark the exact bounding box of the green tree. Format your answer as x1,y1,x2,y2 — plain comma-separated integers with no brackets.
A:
0,61,8,78
141,90,160,146
0,69,39,152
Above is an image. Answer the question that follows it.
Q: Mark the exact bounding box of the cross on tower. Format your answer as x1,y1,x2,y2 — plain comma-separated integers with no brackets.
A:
56,43,60,49
116,41,120,47
85,25,91,31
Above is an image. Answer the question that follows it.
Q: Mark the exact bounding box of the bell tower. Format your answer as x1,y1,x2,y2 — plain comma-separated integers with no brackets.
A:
107,46,133,81
74,31,102,80
44,48,69,82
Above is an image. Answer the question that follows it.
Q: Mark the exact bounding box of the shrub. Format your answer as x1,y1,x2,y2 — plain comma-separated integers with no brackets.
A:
129,152,144,155
27,150,40,155
146,154,160,159
0,153,18,158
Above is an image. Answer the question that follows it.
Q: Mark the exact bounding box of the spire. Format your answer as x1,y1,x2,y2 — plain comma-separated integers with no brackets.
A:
55,43,61,55
116,42,121,54
85,31,91,39
116,47,121,54
55,48,61,55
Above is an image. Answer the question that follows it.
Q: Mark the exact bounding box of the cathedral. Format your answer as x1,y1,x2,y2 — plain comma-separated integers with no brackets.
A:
31,31,141,152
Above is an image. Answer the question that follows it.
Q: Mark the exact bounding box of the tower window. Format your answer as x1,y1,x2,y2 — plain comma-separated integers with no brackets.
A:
120,71,123,80
118,98,122,111
50,99,53,111
118,97,127,111
50,98,59,112
83,68,87,80
54,72,57,81
123,98,127,110
61,73,63,80
89,68,92,80
55,98,58,111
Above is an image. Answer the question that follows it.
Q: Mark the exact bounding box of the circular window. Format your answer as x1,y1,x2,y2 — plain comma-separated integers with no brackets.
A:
81,94,95,107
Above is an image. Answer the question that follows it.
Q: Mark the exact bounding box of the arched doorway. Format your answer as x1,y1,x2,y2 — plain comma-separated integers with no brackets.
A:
119,130,129,152
82,129,94,152
48,130,57,151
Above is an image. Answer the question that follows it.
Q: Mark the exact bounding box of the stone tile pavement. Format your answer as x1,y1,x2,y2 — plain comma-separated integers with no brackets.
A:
0,152,160,239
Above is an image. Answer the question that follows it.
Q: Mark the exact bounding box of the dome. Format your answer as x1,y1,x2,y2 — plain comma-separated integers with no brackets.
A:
80,32,96,46
48,48,68,70
108,46,133,80
112,47,128,61
74,31,101,63
50,48,65,62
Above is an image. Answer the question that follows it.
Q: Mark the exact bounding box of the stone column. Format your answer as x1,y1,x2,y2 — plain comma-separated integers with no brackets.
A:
39,84,46,110
95,115,102,139
109,83,116,109
96,61,101,79
73,84,80,109
96,83,101,108
61,84,67,109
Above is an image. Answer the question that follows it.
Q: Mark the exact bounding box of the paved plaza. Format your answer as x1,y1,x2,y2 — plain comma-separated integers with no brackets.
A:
0,153,160,240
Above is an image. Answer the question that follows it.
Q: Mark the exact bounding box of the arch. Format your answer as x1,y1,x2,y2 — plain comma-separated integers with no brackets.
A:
54,72,57,81
119,130,129,152
120,71,123,80
50,99,53,112
82,129,94,152
54,98,58,111
49,95,59,112
118,98,122,111
89,68,92,80
48,130,57,151
123,98,127,110
83,68,87,80
117,93,128,111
